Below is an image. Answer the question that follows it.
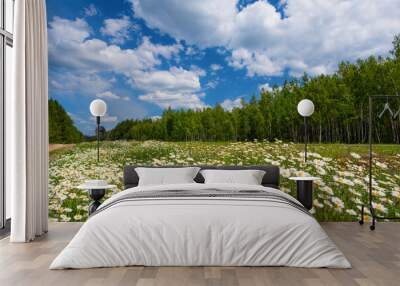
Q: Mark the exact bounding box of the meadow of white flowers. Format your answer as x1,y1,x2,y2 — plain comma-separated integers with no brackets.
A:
49,140,400,222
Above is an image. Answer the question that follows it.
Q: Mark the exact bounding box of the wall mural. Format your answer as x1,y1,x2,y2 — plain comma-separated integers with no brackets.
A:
47,0,400,222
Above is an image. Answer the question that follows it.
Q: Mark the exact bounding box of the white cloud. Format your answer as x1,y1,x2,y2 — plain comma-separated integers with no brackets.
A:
97,91,123,100
48,17,91,44
133,67,201,92
139,91,207,109
48,17,208,109
130,0,236,48
97,91,119,99
185,46,204,58
185,46,196,56
100,15,136,44
101,115,118,123
48,17,181,74
278,0,288,9
50,79,64,90
133,67,206,108
131,0,400,77
210,64,222,71
220,97,242,111
50,72,112,95
84,4,98,17
228,48,282,76
88,114,119,124
258,83,273,92
205,80,218,89
189,65,206,77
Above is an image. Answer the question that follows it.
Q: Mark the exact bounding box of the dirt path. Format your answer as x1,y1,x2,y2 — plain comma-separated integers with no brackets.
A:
49,144,75,152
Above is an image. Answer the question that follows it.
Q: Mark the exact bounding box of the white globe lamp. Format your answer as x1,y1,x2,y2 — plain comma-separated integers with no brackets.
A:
297,99,314,117
297,99,314,162
90,99,107,162
90,99,107,117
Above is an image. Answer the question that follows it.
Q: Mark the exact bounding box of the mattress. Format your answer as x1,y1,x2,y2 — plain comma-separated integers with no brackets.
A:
50,183,351,269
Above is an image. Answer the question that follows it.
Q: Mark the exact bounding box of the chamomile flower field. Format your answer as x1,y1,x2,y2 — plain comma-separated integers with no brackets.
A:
49,141,400,222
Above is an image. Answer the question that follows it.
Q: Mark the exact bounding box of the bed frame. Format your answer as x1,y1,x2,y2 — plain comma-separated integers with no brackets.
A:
123,165,280,190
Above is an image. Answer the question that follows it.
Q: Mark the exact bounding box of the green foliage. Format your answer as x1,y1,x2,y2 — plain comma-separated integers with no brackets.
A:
105,35,400,143
390,34,400,60
48,99,83,143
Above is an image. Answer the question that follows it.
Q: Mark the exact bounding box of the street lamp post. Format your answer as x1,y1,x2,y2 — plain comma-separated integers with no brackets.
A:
297,99,314,162
89,99,107,162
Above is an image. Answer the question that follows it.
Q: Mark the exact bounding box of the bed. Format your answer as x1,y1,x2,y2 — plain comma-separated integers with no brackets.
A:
50,165,351,269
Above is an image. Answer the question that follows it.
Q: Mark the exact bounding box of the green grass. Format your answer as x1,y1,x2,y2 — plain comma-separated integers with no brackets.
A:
306,144,400,158
49,141,400,222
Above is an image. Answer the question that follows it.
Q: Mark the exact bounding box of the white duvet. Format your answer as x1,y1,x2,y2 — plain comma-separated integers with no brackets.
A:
50,183,351,269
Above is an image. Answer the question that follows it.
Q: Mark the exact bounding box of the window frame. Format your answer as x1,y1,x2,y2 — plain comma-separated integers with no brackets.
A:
0,0,13,231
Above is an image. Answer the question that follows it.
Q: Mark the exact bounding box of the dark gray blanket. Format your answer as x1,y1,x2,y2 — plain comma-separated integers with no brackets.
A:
92,189,310,217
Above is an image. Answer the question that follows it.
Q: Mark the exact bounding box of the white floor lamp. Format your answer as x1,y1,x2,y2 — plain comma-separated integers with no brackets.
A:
90,99,107,162
297,99,314,162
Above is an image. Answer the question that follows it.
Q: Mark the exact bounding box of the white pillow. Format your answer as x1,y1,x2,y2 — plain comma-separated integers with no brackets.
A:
135,167,200,186
200,169,266,185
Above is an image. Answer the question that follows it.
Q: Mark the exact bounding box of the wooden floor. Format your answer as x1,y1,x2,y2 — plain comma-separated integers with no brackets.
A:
0,222,399,286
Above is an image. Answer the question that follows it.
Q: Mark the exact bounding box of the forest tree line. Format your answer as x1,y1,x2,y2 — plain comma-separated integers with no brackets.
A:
108,36,400,144
49,35,400,144
49,99,84,143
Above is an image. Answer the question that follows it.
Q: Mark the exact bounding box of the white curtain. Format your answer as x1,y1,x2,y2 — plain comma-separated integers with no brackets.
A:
7,0,49,242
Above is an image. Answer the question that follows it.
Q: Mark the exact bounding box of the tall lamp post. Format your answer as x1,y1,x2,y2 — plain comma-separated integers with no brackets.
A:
90,99,107,162
297,99,314,162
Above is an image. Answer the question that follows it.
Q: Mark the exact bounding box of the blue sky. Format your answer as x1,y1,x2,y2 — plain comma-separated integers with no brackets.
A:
47,0,400,135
